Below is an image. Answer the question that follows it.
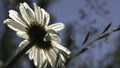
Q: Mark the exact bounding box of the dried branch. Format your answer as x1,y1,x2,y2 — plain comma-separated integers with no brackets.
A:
75,24,120,56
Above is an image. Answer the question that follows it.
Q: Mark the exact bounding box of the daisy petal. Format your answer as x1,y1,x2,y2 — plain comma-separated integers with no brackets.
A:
50,33,61,43
17,40,30,53
4,19,26,32
49,48,60,66
28,47,37,66
44,34,51,41
48,23,65,32
33,3,42,25
33,3,49,26
16,31,29,39
28,46,35,60
37,48,40,66
52,41,71,55
45,51,55,67
34,47,38,66
44,12,50,26
28,48,32,59
8,10,27,26
23,2,35,21
19,3,32,24
39,49,46,68
29,48,47,67
57,59,65,68
41,50,47,66
60,54,66,62
31,47,36,59
40,9,46,26
41,59,48,68
41,9,50,26
49,48,58,59
44,32,61,43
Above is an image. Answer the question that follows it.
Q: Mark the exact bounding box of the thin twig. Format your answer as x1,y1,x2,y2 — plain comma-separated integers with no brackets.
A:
75,26,120,56
6,41,35,68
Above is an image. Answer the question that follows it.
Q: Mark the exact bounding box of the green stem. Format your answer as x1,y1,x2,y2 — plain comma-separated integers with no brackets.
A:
6,41,35,68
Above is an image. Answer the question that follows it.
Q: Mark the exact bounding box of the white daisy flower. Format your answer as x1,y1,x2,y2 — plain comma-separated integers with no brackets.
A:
4,2,71,68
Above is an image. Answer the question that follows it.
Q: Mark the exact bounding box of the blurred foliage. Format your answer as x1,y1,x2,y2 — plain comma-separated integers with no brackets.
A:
0,26,14,68
103,34,120,68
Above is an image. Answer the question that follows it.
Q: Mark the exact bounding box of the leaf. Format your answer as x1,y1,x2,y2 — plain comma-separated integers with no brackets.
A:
102,22,112,33
82,31,91,46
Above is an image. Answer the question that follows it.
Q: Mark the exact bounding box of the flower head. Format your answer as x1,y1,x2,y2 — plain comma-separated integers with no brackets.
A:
4,2,71,68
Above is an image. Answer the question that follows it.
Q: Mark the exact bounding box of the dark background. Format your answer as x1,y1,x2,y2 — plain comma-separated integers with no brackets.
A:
0,0,120,68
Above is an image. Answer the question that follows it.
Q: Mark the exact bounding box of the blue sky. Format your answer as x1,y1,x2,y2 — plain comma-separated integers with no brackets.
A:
48,0,120,67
